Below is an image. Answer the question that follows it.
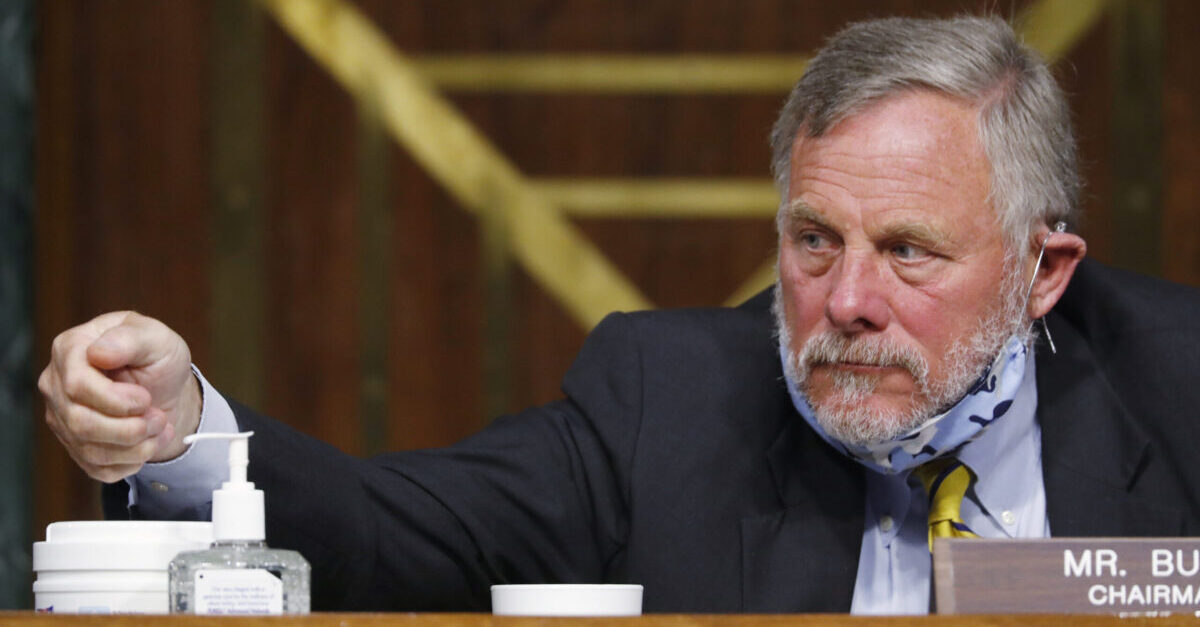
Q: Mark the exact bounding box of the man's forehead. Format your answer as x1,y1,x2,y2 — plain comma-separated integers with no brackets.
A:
782,91,998,236
793,90,984,161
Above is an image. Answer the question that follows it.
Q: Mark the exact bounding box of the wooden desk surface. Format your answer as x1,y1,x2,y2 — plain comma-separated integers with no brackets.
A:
0,614,1195,626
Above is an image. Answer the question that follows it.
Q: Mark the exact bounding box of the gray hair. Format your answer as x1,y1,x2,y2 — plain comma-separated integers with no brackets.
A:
770,15,1080,252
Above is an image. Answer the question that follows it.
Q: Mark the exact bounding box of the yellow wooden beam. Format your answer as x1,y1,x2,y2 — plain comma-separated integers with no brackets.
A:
415,55,809,93
258,0,651,328
1018,0,1110,62
533,178,778,218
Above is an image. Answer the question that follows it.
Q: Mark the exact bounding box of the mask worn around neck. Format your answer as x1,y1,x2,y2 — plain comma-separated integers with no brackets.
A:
782,335,1029,475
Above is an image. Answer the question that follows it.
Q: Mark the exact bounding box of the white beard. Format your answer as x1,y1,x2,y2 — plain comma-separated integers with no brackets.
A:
774,257,1030,447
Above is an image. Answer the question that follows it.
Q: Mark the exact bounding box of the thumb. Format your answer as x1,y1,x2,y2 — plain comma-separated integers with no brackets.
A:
85,313,177,372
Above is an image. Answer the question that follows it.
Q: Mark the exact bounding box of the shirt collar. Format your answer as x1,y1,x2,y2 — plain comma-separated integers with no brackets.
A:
956,350,1041,524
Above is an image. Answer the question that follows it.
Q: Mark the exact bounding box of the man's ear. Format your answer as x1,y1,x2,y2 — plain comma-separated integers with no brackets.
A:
1026,227,1087,319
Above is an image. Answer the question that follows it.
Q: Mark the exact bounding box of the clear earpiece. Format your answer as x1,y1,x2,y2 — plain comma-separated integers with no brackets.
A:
1023,221,1068,354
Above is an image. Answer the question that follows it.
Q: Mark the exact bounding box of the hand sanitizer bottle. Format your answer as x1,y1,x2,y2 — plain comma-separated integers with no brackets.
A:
167,431,311,614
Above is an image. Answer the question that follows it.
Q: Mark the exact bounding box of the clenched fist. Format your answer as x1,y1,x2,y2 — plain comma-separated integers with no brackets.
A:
39,311,202,483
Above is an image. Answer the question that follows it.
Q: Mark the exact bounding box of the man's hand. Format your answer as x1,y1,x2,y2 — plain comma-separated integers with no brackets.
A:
39,311,202,483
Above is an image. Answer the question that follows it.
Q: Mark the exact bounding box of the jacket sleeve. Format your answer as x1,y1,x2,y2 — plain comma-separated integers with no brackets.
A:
227,311,646,611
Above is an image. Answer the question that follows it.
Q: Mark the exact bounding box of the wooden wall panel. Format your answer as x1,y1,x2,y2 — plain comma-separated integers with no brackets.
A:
1067,9,1115,266
1163,1,1200,287
70,2,211,345
210,0,268,412
348,1,488,450
1109,1,1164,277
261,19,363,453
388,154,487,449
33,0,87,533
34,1,212,530
33,0,1200,543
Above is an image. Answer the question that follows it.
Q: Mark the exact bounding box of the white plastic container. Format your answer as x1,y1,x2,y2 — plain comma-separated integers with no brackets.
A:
491,584,643,616
33,521,213,614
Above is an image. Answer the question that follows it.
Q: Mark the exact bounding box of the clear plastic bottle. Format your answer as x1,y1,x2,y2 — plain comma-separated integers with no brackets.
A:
169,539,310,614
167,432,311,614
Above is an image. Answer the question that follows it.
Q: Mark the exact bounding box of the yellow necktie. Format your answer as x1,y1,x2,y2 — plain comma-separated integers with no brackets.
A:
914,458,980,551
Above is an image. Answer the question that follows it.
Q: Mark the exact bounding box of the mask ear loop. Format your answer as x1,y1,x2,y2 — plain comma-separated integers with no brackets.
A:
1023,221,1068,354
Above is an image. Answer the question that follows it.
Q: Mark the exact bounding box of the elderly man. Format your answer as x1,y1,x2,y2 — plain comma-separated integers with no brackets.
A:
40,15,1200,614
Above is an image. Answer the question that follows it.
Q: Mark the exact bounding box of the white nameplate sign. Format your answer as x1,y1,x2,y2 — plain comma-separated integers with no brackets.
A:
934,538,1200,616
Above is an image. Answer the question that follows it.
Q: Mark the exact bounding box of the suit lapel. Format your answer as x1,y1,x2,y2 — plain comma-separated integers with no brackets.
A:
741,412,865,611
1037,311,1185,536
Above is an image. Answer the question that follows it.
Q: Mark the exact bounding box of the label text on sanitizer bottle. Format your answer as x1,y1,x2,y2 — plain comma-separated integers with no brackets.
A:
194,569,284,614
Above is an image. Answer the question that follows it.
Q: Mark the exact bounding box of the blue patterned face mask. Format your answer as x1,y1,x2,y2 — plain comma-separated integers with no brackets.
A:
782,335,1029,475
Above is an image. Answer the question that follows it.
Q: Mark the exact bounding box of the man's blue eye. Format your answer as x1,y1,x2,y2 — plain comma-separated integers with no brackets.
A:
892,243,926,260
800,233,826,248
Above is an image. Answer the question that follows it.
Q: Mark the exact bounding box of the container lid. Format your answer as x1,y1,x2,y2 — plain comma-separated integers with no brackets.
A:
34,521,213,572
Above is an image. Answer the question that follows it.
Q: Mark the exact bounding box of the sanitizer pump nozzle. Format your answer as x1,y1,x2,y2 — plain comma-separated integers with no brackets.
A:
182,431,264,542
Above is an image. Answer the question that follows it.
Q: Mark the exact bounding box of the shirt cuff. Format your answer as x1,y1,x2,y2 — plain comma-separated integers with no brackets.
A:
124,365,238,520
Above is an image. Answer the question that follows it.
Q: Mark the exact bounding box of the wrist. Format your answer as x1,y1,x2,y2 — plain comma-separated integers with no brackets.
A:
179,371,203,438
151,372,203,462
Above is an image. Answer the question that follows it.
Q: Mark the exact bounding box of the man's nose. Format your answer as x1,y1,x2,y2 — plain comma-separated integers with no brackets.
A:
824,251,890,333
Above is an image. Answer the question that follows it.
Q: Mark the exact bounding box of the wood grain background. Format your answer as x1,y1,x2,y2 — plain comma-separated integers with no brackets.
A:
32,0,1200,536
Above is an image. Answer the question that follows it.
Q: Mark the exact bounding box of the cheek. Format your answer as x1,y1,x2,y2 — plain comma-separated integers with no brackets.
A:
890,282,996,360
892,302,951,351
778,256,828,334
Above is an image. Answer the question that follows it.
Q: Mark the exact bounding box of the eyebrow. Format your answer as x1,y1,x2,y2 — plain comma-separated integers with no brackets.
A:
882,222,952,249
780,198,831,230
781,198,954,248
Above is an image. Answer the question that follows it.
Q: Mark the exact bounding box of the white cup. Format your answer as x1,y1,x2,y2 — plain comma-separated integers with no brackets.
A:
491,584,643,616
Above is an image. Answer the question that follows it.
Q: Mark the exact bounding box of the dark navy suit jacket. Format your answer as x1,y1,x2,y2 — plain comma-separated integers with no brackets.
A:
105,259,1200,612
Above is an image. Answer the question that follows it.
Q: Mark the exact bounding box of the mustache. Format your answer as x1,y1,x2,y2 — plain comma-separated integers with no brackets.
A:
798,331,929,381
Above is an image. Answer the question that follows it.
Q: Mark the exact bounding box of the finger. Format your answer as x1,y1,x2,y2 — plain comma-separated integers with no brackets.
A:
81,460,146,485
85,313,180,372
50,311,138,363
56,344,152,417
74,437,162,469
82,310,145,336
44,407,75,446
44,414,147,483
58,404,164,447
